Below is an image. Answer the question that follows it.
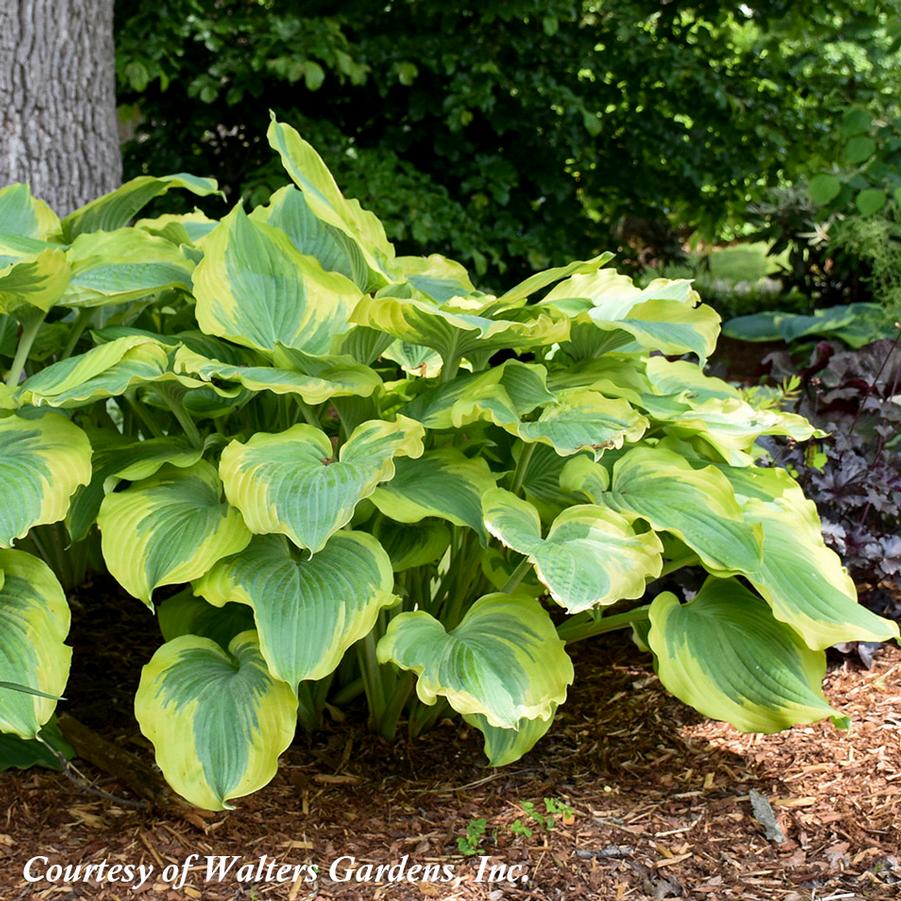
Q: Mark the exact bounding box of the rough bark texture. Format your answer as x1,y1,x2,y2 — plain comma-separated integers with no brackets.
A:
0,0,121,214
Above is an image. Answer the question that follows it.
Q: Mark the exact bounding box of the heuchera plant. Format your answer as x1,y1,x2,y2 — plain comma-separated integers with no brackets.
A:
0,119,897,810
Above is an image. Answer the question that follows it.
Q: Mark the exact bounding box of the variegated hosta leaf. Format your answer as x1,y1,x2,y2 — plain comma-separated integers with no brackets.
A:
493,253,615,311
174,345,381,405
136,211,218,247
193,206,362,354
558,455,610,503
607,445,762,573
541,270,720,362
377,593,573,729
61,229,195,308
135,630,297,810
97,461,251,605
547,356,651,405
0,248,70,314
464,709,557,767
382,340,443,378
67,433,207,541
402,360,554,431
483,488,662,613
220,416,424,553
372,518,450,572
649,579,843,733
0,550,71,738
0,413,92,547
516,442,581,520
19,335,186,408
195,532,397,688
720,465,899,649
370,448,497,540
351,291,569,365
61,173,220,241
393,254,477,303
250,185,369,290
517,388,649,459
0,183,60,241
643,356,739,403
268,117,395,287
643,394,820,466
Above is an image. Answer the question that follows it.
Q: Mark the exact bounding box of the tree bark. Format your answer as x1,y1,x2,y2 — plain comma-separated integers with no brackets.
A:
0,0,121,215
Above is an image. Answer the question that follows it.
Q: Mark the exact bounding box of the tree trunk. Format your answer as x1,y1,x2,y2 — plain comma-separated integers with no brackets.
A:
0,0,121,215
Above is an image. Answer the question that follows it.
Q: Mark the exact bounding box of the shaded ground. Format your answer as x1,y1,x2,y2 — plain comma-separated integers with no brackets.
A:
0,583,899,900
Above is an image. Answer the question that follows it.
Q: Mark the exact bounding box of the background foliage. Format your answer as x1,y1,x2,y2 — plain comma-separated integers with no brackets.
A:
114,0,901,284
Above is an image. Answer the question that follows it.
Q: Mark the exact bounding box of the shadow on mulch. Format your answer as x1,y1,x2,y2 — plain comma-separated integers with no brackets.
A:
1,582,899,900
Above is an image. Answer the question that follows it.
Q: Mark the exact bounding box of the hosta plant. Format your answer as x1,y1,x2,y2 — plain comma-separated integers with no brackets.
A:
0,118,897,810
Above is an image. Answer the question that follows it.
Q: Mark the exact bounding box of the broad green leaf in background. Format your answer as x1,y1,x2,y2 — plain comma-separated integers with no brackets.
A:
0,184,61,241
61,173,220,241
135,630,297,810
720,465,900,649
0,413,92,547
370,448,498,540
251,185,369,290
483,488,662,612
267,117,395,286
607,445,762,573
808,173,842,206
463,708,557,767
98,461,251,605
157,588,255,651
61,229,195,307
0,550,71,739
193,206,362,354
648,579,843,733
220,416,424,553
196,532,397,688
378,593,573,729
371,518,450,572
517,388,648,458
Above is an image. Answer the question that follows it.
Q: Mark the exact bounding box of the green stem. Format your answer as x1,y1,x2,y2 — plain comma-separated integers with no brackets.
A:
357,631,387,725
501,556,533,595
659,553,699,577
296,683,321,732
124,395,165,439
510,442,535,495
377,672,414,741
332,677,365,706
296,399,320,428
556,605,651,644
160,388,203,448
59,309,93,360
5,311,46,387
441,353,460,383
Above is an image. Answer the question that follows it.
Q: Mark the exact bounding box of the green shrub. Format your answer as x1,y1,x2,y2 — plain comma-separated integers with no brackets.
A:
0,119,896,810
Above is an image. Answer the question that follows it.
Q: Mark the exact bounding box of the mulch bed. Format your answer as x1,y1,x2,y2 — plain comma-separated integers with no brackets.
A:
0,583,899,900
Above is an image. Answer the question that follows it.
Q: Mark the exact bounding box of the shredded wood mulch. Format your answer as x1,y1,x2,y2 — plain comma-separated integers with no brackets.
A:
0,585,899,900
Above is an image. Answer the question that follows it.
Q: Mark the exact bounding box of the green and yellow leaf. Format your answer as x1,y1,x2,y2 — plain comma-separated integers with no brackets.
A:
377,593,573,729
0,413,92,547
483,488,662,612
0,550,71,739
196,532,397,688
98,461,251,605
134,630,297,810
649,578,843,733
220,416,424,553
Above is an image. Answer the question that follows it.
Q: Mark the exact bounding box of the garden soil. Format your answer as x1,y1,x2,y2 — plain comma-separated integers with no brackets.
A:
0,582,899,900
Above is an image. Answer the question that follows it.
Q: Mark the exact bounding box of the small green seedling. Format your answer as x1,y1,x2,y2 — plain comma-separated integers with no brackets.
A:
457,817,487,856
